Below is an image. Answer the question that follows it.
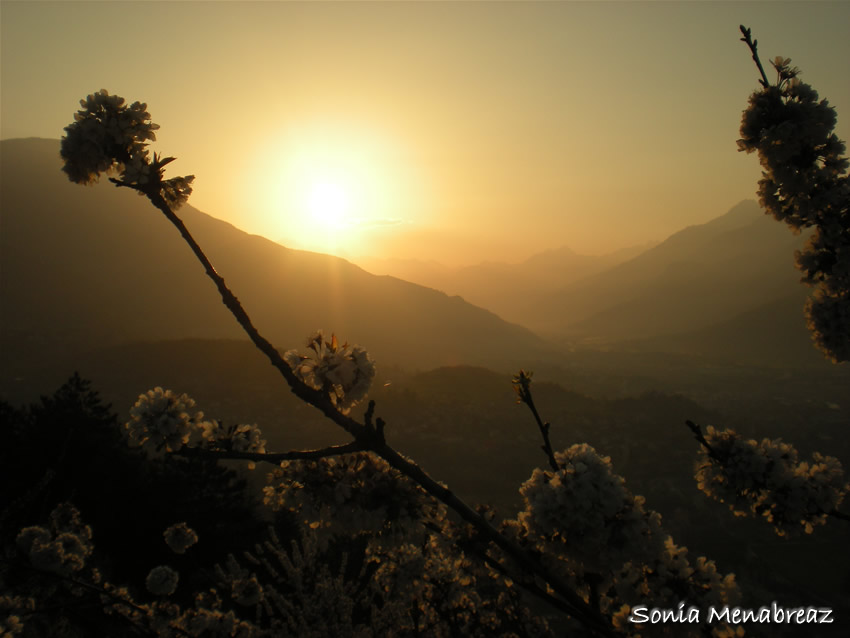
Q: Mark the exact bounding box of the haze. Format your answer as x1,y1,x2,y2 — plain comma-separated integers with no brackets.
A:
2,1,849,265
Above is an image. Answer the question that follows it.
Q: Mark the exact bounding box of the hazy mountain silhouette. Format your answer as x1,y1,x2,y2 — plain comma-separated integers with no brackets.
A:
0,138,549,390
533,200,810,343
354,242,652,327
624,289,825,366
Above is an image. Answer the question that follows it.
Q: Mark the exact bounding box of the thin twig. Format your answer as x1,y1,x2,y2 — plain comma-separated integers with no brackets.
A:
685,420,724,463
513,370,560,472
829,509,850,522
739,25,771,88
177,441,366,464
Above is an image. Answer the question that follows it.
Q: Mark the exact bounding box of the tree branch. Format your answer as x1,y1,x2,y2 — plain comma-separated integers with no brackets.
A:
829,508,850,522
739,25,771,88
513,370,560,472
177,441,366,464
685,420,724,463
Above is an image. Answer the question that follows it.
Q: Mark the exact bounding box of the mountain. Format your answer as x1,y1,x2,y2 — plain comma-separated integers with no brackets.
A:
622,289,829,366
353,242,653,327
534,200,810,342
0,138,550,396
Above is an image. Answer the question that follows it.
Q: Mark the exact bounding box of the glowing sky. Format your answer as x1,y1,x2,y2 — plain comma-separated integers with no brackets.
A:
2,1,849,265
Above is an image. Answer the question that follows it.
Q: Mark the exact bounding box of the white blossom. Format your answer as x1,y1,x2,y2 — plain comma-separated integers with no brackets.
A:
15,504,93,576
126,387,202,452
695,426,847,536
514,444,665,572
61,89,194,208
61,89,158,185
264,453,444,547
231,424,266,455
285,331,376,413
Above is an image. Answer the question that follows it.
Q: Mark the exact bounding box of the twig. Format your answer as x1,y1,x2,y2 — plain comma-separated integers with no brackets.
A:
177,441,366,464
685,420,724,463
829,509,850,522
739,25,771,88
513,370,560,472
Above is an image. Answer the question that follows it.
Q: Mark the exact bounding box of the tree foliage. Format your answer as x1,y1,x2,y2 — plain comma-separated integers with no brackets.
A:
737,26,850,363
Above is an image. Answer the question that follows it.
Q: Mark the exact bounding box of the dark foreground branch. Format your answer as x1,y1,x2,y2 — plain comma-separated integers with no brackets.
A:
177,441,366,464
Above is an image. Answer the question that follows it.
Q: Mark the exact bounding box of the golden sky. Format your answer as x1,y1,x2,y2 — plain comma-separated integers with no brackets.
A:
2,1,849,265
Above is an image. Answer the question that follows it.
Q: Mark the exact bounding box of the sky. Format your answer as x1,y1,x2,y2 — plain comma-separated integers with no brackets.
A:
2,1,849,266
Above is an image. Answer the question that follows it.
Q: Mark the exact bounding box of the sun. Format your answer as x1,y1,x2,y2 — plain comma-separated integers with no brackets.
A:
252,121,420,256
303,178,351,227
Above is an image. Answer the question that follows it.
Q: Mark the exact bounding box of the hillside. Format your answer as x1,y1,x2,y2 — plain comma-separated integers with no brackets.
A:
534,200,811,343
0,138,550,394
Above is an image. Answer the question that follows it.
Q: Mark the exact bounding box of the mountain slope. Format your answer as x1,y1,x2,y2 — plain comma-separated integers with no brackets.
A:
534,200,809,340
0,138,549,386
626,289,825,366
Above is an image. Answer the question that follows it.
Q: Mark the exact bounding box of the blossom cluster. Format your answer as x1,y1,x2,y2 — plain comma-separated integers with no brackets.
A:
145,565,179,596
695,426,847,536
610,538,742,637
126,387,202,452
61,90,158,185
15,503,93,576
61,89,194,207
285,331,375,413
513,444,666,572
164,522,199,555
509,444,741,636
126,388,265,460
737,57,850,362
263,452,443,546
364,535,550,637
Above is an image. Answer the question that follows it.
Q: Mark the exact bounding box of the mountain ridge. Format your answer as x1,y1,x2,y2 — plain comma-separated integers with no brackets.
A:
533,199,809,341
0,138,551,390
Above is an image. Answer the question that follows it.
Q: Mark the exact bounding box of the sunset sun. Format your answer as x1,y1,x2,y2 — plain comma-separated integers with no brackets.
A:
303,178,352,227
255,122,417,256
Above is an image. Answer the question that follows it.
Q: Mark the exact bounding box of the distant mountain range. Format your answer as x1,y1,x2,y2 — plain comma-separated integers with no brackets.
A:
537,199,808,340
0,138,550,395
353,242,653,327
356,197,824,366
1,138,832,396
